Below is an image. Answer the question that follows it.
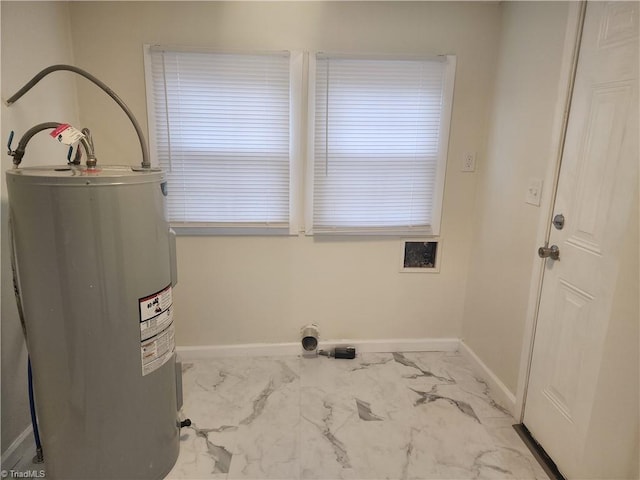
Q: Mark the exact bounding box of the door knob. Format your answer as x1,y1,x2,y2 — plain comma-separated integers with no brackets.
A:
538,244,560,260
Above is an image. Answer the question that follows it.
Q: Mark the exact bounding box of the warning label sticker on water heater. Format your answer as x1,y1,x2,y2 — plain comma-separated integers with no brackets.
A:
49,123,85,145
139,285,175,376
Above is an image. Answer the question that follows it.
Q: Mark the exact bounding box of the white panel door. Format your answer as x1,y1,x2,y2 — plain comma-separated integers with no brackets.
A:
524,2,638,477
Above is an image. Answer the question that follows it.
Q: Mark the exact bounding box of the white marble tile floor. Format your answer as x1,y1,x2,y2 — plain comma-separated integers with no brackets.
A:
9,351,546,479
168,351,548,480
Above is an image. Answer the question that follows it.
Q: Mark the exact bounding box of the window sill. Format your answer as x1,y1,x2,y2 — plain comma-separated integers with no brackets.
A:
306,226,438,237
171,223,293,236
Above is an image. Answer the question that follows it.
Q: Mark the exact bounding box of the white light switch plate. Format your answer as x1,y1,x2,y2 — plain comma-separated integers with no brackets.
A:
526,178,543,206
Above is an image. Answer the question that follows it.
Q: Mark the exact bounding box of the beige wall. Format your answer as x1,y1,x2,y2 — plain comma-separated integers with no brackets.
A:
1,1,80,453
68,1,502,346
460,1,571,394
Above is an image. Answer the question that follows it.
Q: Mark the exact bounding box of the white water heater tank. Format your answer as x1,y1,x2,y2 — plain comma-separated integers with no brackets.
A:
6,165,180,479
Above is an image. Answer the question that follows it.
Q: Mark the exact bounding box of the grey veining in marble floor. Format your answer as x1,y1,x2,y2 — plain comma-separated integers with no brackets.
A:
167,351,548,480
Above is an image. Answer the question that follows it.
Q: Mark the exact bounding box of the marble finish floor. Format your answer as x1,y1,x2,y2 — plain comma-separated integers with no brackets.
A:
168,351,548,479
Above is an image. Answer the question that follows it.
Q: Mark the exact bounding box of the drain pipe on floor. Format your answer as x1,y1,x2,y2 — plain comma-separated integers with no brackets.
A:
319,347,357,359
300,324,356,359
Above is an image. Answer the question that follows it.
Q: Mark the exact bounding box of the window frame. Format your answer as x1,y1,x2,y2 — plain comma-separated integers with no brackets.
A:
143,44,304,236
305,52,456,237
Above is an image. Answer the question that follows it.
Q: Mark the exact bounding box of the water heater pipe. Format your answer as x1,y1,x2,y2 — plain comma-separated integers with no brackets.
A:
5,64,151,169
8,122,96,168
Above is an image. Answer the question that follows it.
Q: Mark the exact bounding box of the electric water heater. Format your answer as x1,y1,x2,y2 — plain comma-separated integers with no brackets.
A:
6,165,180,479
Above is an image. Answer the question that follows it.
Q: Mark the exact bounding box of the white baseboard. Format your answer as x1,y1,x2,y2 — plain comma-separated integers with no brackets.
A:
1,425,34,471
459,340,517,417
177,337,460,361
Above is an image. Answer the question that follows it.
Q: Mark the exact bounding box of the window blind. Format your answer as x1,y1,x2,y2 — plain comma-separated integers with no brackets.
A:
147,48,292,231
310,54,453,235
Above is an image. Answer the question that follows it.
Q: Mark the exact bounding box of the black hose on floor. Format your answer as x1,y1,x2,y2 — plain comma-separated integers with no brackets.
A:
28,357,44,463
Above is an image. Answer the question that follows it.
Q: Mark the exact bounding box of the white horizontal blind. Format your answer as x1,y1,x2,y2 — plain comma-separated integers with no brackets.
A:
148,48,291,229
312,55,450,235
